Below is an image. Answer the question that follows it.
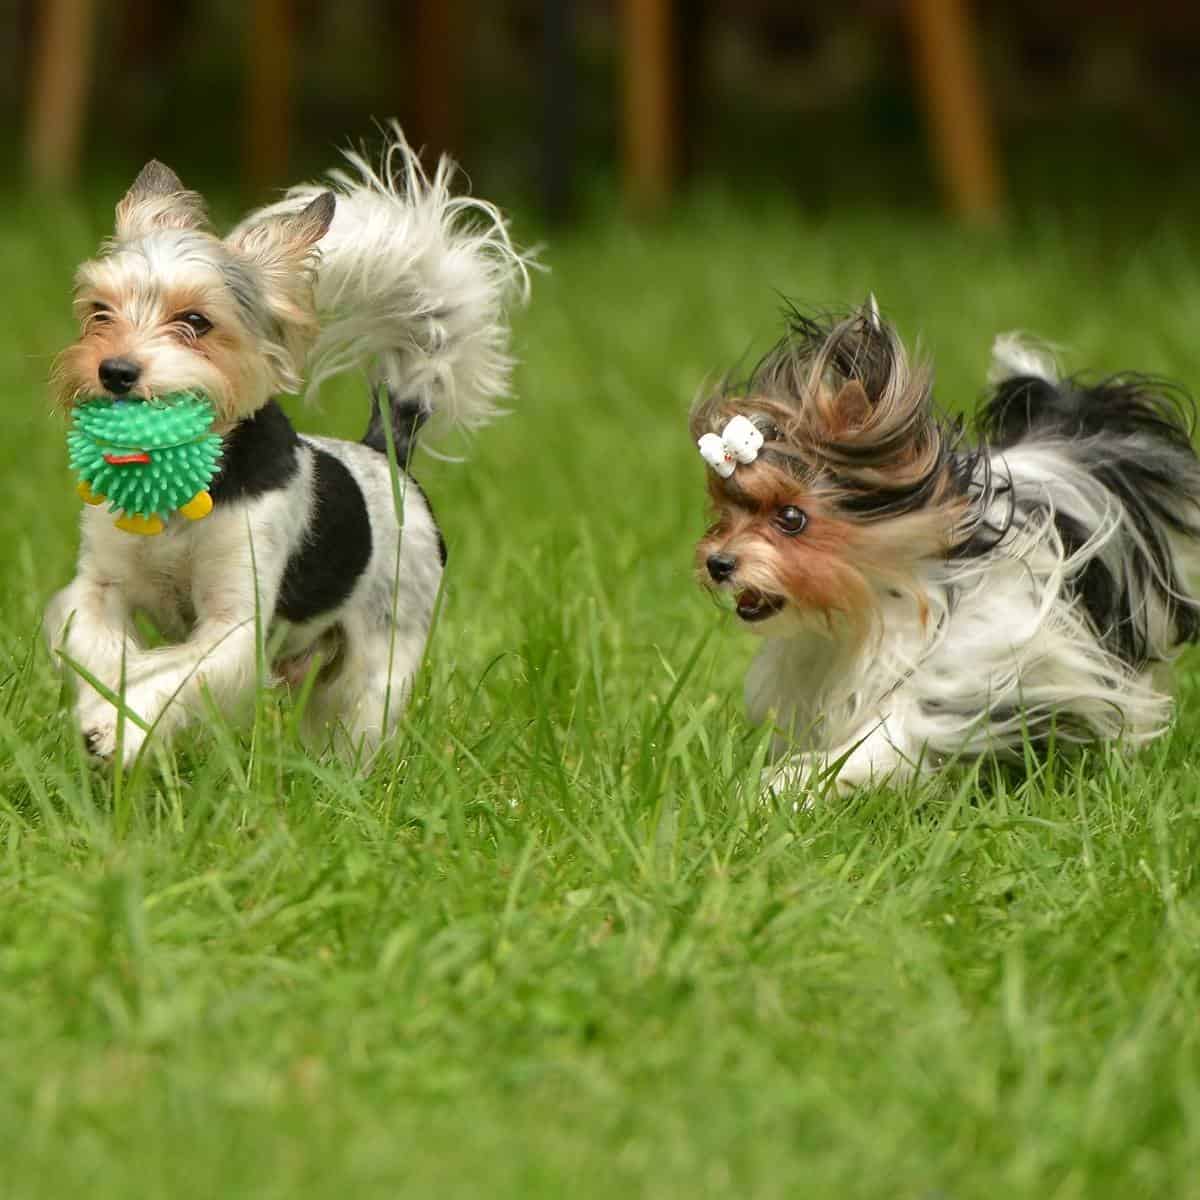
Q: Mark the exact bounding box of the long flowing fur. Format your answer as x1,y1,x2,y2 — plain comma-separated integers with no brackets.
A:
695,310,1200,793
976,341,1200,664
234,122,532,443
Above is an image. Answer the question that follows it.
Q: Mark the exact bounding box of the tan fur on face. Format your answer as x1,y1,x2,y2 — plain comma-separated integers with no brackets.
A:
53,251,275,422
696,456,964,637
691,306,975,630
697,464,877,633
52,164,335,423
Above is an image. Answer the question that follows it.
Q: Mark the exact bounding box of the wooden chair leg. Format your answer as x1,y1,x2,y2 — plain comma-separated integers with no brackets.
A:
244,0,293,198
412,0,464,164
905,0,1003,221
27,0,96,188
620,0,677,212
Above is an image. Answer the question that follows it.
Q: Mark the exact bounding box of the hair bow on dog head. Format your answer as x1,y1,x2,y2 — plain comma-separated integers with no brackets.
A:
697,415,764,478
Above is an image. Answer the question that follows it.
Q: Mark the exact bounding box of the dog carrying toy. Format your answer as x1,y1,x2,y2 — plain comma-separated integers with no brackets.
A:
68,391,222,535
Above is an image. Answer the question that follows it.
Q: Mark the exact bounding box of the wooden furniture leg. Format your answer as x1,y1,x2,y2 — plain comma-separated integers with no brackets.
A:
905,0,1003,221
621,0,677,211
27,0,96,188
245,0,293,197
412,0,464,163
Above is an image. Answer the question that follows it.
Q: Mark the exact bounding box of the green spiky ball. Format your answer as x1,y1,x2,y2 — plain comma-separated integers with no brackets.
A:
68,392,222,521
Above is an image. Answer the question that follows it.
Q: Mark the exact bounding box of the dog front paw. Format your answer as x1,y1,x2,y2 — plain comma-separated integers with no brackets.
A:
80,717,147,766
81,715,119,763
77,699,150,766
82,725,110,761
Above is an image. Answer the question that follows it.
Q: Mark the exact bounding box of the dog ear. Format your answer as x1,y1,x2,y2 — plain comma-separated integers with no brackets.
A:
862,292,882,331
228,192,335,276
807,302,915,440
225,193,336,389
115,160,209,240
824,380,873,434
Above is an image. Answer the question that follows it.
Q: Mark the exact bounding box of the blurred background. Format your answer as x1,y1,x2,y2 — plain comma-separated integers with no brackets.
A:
6,0,1200,784
8,0,1200,228
7,0,1200,593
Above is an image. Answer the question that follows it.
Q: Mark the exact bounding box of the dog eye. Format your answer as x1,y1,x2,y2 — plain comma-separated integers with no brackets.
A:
88,303,112,325
177,311,213,337
774,505,808,535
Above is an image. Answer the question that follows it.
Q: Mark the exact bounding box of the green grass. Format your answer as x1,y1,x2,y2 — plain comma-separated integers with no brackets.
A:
4,191,1200,1199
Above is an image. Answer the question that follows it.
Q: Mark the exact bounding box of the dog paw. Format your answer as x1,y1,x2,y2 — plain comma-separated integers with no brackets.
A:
82,726,106,760
81,718,118,763
78,699,151,767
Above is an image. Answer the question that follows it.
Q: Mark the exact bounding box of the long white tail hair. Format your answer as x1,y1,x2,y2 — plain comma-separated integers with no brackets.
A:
234,122,531,442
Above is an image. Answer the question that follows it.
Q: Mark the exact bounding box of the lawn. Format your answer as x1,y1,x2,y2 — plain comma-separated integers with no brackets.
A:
3,189,1200,1199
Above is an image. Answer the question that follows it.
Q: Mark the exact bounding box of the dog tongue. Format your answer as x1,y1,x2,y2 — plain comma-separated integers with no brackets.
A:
103,451,152,465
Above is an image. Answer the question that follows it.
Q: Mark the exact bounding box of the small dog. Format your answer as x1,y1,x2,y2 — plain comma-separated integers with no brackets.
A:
45,126,528,766
693,302,1200,794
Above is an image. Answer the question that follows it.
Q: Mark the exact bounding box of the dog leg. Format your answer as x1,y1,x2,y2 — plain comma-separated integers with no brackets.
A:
96,612,261,766
303,623,427,763
766,708,927,802
78,517,284,765
44,575,149,754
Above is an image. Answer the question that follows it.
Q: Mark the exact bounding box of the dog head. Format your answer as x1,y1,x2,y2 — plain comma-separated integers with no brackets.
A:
53,161,334,424
692,304,968,639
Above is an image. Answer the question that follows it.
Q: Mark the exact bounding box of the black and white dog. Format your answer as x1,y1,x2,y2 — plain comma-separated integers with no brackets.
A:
46,126,528,766
693,306,1200,794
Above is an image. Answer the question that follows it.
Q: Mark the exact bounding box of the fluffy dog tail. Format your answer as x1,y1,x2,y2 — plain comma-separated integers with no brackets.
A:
981,333,1199,470
238,122,531,453
980,333,1200,660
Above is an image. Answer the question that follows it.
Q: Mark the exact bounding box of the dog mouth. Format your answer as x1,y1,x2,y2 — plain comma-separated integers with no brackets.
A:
102,450,152,465
735,589,786,622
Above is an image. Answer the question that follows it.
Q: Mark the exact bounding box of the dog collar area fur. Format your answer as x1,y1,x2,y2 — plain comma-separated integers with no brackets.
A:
69,392,222,536
697,414,764,478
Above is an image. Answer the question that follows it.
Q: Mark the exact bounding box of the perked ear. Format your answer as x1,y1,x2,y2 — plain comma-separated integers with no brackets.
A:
823,380,873,434
863,292,881,331
225,193,337,389
816,297,890,433
227,192,336,275
115,160,209,240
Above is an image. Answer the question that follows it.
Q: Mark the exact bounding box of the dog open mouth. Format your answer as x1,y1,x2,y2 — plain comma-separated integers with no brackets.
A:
735,589,785,622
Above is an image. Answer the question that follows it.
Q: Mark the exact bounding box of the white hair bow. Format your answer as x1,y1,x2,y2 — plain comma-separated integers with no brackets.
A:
697,415,764,478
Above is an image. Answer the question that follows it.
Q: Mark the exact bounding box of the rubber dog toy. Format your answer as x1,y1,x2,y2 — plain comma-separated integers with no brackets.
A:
68,391,222,536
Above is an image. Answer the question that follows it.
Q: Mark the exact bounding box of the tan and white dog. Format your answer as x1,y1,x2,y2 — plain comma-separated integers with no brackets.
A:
46,126,528,766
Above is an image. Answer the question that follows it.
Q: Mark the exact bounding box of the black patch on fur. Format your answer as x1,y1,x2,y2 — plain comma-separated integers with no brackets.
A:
951,458,1015,559
977,372,1197,448
975,373,1200,664
210,400,300,503
361,387,447,566
276,449,373,623
1050,509,1140,660
363,386,428,465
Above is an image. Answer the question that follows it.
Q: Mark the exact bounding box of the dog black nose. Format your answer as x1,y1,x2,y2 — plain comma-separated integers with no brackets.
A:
706,552,737,582
98,357,141,396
